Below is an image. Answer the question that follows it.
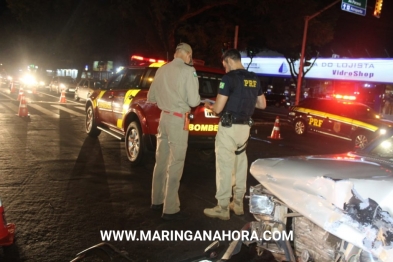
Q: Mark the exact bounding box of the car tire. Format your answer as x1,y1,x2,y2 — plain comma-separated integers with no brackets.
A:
125,121,144,166
353,132,369,149
85,105,101,137
294,119,307,135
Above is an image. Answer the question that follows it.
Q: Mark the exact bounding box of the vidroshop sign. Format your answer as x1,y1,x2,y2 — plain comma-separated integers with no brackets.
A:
241,57,393,83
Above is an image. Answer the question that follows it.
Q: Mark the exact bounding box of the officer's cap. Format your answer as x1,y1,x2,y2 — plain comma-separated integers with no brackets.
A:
176,43,192,54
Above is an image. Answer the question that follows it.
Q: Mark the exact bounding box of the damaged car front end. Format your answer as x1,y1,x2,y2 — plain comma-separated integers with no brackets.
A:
246,133,393,262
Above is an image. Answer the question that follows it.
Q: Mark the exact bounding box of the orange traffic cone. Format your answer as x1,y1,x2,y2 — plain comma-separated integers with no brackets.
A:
0,198,16,246
18,95,29,117
10,83,16,93
268,116,283,140
17,87,24,101
59,90,67,103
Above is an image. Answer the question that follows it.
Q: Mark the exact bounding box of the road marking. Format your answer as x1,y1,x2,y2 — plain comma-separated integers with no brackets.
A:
51,105,85,117
1,102,19,113
0,92,16,100
74,106,85,111
29,104,60,118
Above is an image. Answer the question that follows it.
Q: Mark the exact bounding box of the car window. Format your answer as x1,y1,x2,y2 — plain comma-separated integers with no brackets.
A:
198,72,223,98
60,77,75,84
140,68,158,89
91,80,101,89
121,69,145,89
350,104,377,119
107,74,124,90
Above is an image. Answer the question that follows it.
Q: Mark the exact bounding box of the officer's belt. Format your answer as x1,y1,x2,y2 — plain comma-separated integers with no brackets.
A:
232,116,250,125
163,110,183,118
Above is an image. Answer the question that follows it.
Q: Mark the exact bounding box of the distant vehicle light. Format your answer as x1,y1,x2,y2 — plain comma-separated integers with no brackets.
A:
380,128,387,135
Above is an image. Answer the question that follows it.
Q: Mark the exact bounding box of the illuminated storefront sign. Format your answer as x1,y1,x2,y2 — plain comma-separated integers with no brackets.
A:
241,57,393,83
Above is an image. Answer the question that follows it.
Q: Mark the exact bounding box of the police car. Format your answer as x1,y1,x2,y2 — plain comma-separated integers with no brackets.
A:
288,97,393,149
85,55,224,165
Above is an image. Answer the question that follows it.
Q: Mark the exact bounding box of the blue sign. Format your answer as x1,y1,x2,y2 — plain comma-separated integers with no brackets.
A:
341,0,367,16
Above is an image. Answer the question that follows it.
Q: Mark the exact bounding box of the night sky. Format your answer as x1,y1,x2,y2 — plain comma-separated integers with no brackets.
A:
0,0,393,70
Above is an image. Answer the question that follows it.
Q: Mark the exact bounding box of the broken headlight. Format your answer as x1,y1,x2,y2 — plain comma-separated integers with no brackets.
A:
249,184,275,221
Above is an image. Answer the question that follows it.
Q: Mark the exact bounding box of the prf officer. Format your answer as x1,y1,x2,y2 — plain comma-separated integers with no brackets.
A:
204,49,266,220
147,43,200,221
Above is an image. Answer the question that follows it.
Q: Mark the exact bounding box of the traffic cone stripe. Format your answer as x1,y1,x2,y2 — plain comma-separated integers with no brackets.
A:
268,116,283,140
59,90,67,103
18,95,29,117
17,88,24,101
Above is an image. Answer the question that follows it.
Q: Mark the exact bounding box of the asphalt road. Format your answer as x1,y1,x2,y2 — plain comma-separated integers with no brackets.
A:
0,85,353,262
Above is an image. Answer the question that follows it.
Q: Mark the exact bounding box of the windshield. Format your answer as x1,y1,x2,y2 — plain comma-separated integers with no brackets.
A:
60,78,75,84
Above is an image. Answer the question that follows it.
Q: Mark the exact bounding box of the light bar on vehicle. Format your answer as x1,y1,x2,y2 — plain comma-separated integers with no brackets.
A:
333,94,356,100
130,55,166,63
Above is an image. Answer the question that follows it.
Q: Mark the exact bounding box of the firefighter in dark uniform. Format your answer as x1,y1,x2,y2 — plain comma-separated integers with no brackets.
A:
147,43,200,220
204,49,266,220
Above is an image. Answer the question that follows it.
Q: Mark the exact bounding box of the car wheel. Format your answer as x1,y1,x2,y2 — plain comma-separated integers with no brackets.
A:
294,119,307,135
125,121,144,166
353,132,369,149
85,105,101,137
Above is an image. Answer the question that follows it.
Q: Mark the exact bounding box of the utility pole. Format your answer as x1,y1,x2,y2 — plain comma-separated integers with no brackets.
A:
295,0,341,105
234,25,239,49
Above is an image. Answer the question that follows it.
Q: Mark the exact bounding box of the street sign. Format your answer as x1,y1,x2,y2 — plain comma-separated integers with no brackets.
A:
341,0,367,16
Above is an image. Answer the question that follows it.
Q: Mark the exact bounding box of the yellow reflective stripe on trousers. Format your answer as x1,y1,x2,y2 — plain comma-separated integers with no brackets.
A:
116,89,141,129
294,107,378,132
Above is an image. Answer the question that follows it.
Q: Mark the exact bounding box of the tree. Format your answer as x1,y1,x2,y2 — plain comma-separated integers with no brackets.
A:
249,0,338,84
117,0,238,64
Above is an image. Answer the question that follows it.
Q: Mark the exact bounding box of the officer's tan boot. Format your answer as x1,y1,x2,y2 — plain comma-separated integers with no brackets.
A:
203,205,230,220
229,194,244,215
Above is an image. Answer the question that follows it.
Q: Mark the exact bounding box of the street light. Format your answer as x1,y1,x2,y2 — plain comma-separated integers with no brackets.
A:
295,0,341,105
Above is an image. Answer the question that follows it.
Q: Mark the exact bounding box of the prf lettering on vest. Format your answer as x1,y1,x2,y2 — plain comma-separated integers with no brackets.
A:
189,124,219,132
244,79,257,88
308,117,323,127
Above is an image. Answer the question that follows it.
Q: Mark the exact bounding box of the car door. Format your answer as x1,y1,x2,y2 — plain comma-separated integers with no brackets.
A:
78,80,87,99
304,100,328,134
97,73,124,126
110,68,145,130
137,68,161,134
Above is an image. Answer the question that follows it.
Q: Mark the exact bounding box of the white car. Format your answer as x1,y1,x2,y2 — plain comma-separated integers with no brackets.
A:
250,131,393,261
74,79,104,101
49,76,76,94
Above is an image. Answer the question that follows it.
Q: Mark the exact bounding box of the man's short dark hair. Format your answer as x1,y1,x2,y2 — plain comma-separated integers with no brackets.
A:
222,49,241,62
